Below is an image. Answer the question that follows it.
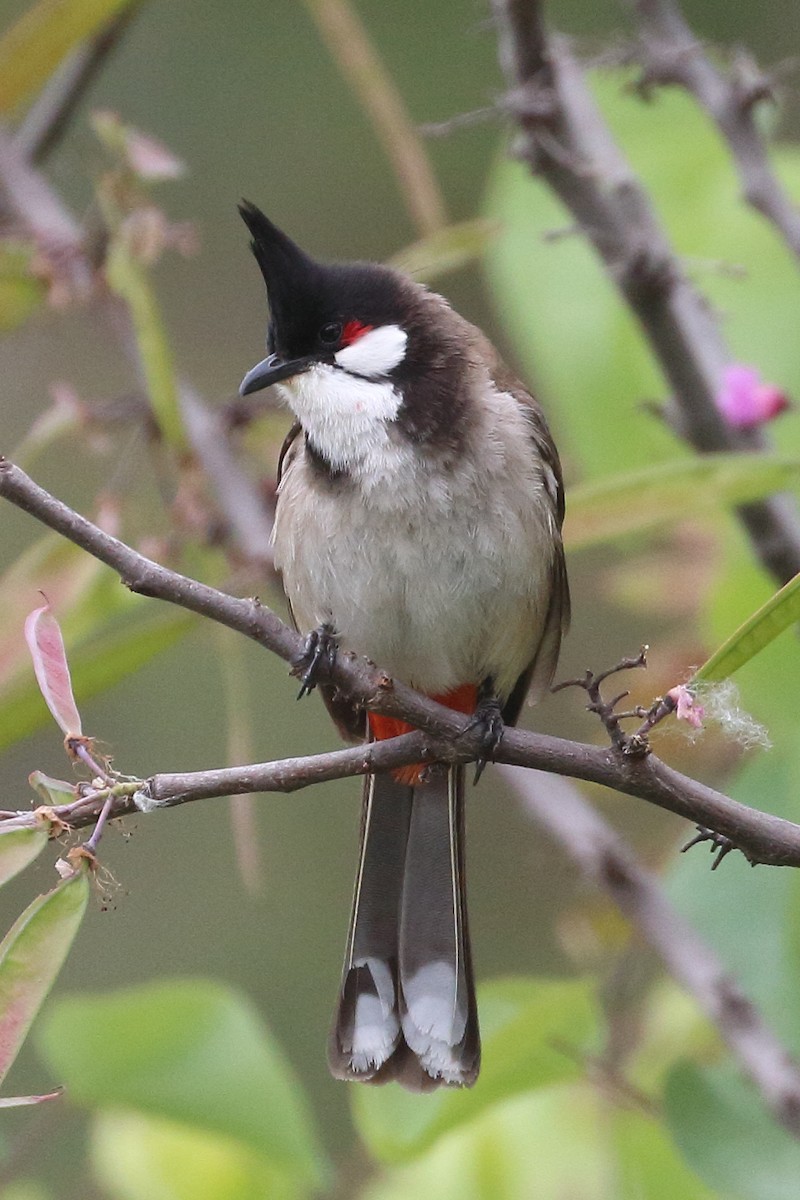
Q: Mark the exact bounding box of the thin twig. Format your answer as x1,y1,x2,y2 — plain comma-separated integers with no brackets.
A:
503,766,800,1139
15,6,141,165
82,791,115,855
216,623,265,896
633,0,800,260
554,648,649,752
302,0,448,236
180,385,277,572
489,1,800,586
0,125,90,301
3,457,800,867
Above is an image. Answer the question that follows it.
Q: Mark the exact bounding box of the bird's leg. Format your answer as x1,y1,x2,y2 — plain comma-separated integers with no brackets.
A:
468,678,504,785
293,622,338,699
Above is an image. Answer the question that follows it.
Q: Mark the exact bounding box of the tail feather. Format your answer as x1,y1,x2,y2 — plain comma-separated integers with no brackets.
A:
329,765,479,1089
399,765,479,1086
328,774,413,1080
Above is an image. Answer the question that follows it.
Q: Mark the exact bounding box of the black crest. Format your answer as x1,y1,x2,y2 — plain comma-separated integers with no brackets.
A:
239,201,409,361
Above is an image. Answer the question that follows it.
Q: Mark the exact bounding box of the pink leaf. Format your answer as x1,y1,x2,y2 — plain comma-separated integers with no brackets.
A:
24,604,82,736
0,1088,63,1108
125,129,186,181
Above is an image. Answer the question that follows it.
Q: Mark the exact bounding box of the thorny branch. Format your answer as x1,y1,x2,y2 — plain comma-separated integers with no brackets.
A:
632,0,800,261
3,455,800,869
489,0,800,586
505,767,800,1139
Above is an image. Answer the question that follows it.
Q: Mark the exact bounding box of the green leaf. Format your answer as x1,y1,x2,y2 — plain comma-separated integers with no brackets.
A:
693,571,800,683
106,240,186,452
388,219,498,284
0,0,133,116
361,1085,609,1200
0,828,50,888
0,869,89,1089
37,979,328,1186
611,1104,723,1200
28,771,76,806
91,1110,306,1200
565,455,800,550
352,977,598,1164
362,1081,720,1200
665,1061,800,1200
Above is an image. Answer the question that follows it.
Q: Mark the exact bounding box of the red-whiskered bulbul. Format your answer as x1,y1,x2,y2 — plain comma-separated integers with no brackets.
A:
238,201,570,1091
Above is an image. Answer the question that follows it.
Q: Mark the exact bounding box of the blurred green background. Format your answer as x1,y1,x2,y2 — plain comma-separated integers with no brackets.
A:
2,0,800,1196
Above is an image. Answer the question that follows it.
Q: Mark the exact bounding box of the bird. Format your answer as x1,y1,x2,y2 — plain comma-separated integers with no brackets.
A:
238,201,570,1091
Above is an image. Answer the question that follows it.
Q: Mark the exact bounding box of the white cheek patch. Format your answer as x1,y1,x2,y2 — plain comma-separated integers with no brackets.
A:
334,324,408,378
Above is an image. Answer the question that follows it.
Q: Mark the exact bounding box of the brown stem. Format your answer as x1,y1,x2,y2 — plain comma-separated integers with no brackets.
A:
489,0,800,585
2,457,800,867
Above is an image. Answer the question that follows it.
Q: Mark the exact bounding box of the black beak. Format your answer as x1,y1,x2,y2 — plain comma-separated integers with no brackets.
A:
239,352,318,396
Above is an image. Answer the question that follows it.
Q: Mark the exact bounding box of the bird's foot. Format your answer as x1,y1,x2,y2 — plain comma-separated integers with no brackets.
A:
293,623,338,699
467,686,504,785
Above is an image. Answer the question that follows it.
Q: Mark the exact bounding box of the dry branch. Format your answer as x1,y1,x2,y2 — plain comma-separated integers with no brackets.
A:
490,0,800,585
633,0,800,259
506,766,800,1139
2,455,800,869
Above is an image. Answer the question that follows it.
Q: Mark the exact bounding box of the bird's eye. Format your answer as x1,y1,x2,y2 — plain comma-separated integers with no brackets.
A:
319,321,342,346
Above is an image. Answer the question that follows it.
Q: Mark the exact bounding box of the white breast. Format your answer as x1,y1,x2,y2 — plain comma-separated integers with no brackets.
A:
272,377,556,701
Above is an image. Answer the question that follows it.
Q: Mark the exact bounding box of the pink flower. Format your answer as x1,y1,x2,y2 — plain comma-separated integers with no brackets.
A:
667,685,705,729
716,365,790,429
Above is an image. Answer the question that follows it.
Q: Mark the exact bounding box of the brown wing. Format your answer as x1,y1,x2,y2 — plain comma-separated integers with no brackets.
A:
276,419,302,486
482,339,571,726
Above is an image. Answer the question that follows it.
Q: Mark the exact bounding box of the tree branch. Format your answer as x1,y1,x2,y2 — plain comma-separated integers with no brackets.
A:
14,6,141,165
489,0,800,586
633,0,800,261
3,456,800,867
504,766,800,1138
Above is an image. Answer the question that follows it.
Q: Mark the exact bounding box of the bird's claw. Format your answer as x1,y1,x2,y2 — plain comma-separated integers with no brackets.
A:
294,623,338,699
467,692,504,785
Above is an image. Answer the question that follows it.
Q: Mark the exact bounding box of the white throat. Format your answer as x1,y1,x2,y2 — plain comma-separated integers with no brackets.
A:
279,363,402,473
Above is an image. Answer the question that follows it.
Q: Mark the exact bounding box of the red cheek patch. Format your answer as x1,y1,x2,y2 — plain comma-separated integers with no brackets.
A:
341,320,374,346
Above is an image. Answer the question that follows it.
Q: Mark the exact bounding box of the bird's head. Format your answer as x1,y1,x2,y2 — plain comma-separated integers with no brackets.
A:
238,203,476,474
238,201,416,396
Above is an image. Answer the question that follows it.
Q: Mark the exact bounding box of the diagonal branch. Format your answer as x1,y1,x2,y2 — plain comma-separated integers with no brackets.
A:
633,0,800,261
14,6,141,166
3,455,800,867
489,0,800,586
504,766,800,1139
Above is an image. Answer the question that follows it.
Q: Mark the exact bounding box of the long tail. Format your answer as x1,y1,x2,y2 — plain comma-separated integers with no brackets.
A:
328,765,479,1090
